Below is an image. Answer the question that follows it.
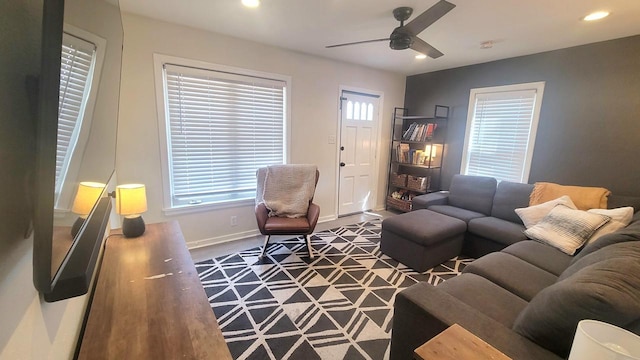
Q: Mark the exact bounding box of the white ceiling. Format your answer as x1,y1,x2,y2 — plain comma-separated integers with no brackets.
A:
119,0,640,75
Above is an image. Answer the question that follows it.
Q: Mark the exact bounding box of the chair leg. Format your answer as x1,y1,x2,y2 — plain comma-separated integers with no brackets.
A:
259,235,271,259
305,234,314,259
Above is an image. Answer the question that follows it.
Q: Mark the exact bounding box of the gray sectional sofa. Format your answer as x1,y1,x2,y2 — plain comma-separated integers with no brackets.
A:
412,175,534,258
389,175,640,359
391,211,640,359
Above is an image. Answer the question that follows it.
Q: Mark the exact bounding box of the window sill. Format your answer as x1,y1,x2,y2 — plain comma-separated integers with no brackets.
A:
163,198,256,216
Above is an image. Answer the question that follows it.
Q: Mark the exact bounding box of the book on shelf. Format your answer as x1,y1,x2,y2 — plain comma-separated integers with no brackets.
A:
425,123,437,140
397,146,433,165
402,122,417,140
396,143,410,163
401,122,438,142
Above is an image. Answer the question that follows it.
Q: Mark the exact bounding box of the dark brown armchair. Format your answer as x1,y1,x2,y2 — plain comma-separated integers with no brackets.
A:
255,168,320,259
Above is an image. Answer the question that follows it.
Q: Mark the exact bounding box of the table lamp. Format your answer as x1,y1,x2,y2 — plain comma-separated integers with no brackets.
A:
115,184,147,238
568,320,640,360
71,182,106,238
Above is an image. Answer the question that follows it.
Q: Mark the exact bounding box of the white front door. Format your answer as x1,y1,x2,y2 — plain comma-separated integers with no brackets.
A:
338,90,380,216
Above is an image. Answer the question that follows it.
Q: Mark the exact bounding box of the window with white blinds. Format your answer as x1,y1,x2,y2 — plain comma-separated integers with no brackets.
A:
461,82,545,183
56,32,96,196
160,62,287,207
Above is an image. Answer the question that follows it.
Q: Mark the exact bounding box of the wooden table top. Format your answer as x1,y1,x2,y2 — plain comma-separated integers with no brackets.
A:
77,221,232,360
414,323,511,360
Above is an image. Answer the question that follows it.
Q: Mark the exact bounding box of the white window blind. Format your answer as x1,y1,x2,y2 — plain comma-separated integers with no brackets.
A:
163,63,285,206
462,83,544,183
56,33,96,194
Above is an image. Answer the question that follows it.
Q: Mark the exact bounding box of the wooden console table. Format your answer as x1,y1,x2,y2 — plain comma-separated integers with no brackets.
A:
77,221,232,360
414,324,511,360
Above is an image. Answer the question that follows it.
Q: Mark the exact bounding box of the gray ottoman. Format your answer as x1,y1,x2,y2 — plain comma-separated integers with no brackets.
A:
381,209,466,272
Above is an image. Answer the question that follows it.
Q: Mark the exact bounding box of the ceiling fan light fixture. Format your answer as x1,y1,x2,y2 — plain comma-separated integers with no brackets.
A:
415,54,427,59
325,2,455,58
389,31,413,50
241,0,260,8
583,11,609,21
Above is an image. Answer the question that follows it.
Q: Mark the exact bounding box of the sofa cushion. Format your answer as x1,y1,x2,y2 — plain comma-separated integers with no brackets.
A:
463,252,557,301
559,241,640,281
513,247,640,358
491,181,534,224
437,273,528,328
428,205,486,223
501,241,572,276
447,175,497,215
468,217,528,247
523,205,610,255
382,209,466,246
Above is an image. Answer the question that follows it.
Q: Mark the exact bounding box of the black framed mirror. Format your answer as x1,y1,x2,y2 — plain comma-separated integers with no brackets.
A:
33,0,122,302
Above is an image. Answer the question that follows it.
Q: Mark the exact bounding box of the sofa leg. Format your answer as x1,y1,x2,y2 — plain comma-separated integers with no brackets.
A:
305,235,314,259
259,235,271,259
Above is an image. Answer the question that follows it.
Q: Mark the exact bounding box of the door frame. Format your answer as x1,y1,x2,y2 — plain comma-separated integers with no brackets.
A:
335,85,385,217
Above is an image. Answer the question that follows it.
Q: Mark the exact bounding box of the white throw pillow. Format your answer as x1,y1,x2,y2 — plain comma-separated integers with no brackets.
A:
515,195,578,229
585,207,634,244
524,204,611,255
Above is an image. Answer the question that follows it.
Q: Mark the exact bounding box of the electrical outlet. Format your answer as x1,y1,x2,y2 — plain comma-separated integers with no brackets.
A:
230,216,237,226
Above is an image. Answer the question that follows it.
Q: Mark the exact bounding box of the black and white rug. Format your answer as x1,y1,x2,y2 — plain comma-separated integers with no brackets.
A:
196,219,472,360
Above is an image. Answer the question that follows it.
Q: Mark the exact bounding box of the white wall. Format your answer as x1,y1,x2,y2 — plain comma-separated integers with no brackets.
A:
117,13,406,247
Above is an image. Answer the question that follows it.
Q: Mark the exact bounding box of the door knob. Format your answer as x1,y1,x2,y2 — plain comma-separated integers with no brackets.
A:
340,162,345,167
340,146,345,151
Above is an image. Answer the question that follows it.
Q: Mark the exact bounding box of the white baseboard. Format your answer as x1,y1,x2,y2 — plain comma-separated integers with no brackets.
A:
187,228,261,250
186,214,338,250
317,214,337,223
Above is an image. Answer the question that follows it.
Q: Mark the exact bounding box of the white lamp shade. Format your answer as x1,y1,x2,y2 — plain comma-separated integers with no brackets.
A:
569,320,640,360
115,184,147,216
71,182,106,215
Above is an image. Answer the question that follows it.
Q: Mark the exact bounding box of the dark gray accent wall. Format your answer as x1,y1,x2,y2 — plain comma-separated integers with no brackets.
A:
405,35,640,196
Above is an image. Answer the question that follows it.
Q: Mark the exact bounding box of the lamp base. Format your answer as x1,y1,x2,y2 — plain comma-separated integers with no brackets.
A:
122,216,145,238
71,217,85,238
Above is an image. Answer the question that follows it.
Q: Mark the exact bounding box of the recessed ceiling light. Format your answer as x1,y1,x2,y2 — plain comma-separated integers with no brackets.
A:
242,0,260,8
415,54,427,59
583,11,609,21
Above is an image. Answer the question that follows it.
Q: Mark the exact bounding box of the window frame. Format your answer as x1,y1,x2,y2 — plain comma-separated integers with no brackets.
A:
460,81,545,183
153,54,291,215
54,24,106,212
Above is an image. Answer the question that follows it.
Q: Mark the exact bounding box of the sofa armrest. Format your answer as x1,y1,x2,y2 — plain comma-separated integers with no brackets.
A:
390,282,562,360
411,191,449,210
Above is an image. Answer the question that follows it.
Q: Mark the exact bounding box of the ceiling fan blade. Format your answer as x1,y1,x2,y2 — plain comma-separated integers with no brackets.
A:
404,0,456,35
410,37,444,59
326,38,390,48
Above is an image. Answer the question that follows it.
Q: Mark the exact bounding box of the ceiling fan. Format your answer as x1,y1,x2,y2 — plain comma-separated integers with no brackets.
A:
326,0,456,59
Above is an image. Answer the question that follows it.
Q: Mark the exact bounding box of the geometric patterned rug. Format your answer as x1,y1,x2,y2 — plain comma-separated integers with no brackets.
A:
196,219,473,360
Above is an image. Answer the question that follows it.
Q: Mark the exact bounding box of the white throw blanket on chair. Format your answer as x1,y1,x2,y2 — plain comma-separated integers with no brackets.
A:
259,164,317,218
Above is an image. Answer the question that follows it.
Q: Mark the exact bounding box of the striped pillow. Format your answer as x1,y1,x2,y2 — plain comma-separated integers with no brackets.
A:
524,204,611,255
